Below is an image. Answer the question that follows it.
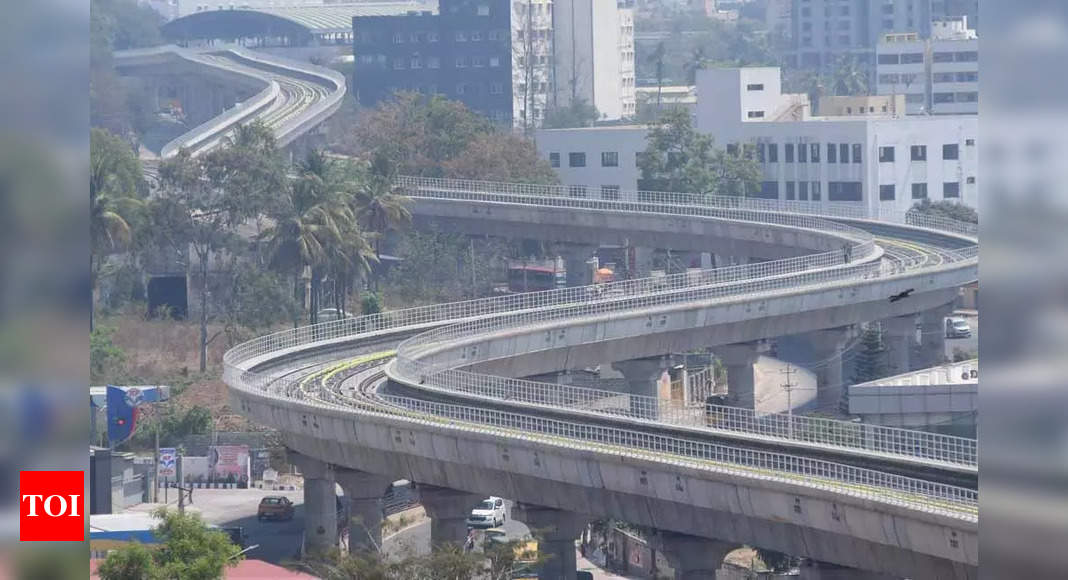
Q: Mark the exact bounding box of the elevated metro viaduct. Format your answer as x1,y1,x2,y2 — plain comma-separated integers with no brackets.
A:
225,181,978,580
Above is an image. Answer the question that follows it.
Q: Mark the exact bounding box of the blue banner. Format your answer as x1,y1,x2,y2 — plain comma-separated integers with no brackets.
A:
106,385,143,446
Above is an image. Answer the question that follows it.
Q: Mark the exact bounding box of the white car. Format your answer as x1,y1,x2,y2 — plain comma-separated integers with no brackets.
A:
466,497,507,528
945,318,972,338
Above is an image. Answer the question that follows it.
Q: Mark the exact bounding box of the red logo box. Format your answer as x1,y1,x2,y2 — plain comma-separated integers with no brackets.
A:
20,471,85,541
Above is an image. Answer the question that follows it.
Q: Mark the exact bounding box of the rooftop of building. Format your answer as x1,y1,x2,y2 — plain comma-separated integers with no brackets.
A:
854,359,979,389
163,2,436,38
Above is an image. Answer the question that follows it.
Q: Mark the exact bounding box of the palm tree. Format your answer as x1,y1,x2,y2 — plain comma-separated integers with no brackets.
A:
90,128,144,331
832,55,869,96
354,174,412,290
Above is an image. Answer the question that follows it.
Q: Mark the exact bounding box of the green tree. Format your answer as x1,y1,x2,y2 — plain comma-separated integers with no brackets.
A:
90,128,144,331
97,508,243,580
90,0,164,135
852,325,889,385
637,108,762,197
832,55,870,96
153,125,277,371
442,132,560,184
90,326,127,383
542,99,600,129
910,198,978,224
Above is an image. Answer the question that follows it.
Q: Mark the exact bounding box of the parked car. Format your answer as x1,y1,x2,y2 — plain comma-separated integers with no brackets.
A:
257,496,295,521
945,317,972,338
466,496,507,528
316,308,354,323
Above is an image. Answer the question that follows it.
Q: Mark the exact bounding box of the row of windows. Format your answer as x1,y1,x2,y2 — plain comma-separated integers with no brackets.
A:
933,50,979,63
378,82,507,98
879,50,979,65
933,71,979,83
772,180,823,201
879,181,964,200
365,55,504,70
384,27,506,45
878,73,919,85
559,185,622,200
549,151,619,168
933,91,979,104
878,142,972,162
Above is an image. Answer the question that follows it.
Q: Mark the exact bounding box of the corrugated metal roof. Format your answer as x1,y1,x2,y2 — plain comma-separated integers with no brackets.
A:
256,2,438,34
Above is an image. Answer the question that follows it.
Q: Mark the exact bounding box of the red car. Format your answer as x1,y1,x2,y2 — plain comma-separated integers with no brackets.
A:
257,496,295,521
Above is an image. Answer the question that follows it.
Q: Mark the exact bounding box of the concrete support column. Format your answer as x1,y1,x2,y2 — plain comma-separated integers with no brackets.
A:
716,342,765,409
512,504,591,580
290,453,337,555
417,485,482,547
335,469,393,553
611,356,669,418
630,246,654,279
656,532,738,580
807,326,853,412
556,244,597,287
919,303,954,368
882,315,918,375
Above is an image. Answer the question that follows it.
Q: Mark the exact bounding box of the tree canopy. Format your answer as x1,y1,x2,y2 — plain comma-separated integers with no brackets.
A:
96,509,243,580
542,99,600,129
637,108,762,196
910,199,978,224
339,92,557,184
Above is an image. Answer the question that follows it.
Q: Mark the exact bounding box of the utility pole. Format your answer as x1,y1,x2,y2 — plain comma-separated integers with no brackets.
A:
780,364,798,439
153,424,160,503
176,452,185,515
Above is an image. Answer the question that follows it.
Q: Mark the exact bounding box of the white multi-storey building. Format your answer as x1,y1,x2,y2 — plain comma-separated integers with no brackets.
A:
876,17,978,115
535,67,978,216
511,0,555,129
551,0,635,121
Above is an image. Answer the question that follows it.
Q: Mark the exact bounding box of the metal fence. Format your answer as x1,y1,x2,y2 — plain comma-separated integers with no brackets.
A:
277,378,978,519
223,177,980,521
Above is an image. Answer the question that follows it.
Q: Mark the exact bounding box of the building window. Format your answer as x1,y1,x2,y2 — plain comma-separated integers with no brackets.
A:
410,32,421,43
427,31,439,42
955,51,978,62
427,57,440,69
840,143,850,164
455,31,467,42
601,152,619,167
943,182,960,198
455,57,466,68
785,143,794,163
810,143,820,163
933,92,955,104
410,57,422,69
786,181,796,200
933,51,954,63
455,83,466,95
726,144,739,156
901,52,923,64
811,181,821,201
489,82,503,94
569,152,586,167
911,183,928,199
746,83,764,91
470,31,482,41
933,72,955,83
956,92,978,103
799,181,809,200
757,143,766,163
827,143,837,163
477,4,489,16
966,139,975,146
852,144,862,164
758,181,779,199
393,58,405,70
967,176,976,184
471,56,485,67
549,153,559,167
601,185,621,200
957,71,978,83
768,144,778,163
798,143,808,163
828,181,862,201
393,33,404,44
747,111,765,119
488,30,499,41
880,184,895,200
910,145,926,161
878,54,899,65
568,185,587,198
943,144,959,160
489,56,500,67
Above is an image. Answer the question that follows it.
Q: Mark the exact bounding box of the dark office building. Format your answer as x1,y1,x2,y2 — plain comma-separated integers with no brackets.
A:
353,0,514,124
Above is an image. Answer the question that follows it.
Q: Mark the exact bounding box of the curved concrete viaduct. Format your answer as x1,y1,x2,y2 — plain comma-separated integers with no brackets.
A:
225,180,978,579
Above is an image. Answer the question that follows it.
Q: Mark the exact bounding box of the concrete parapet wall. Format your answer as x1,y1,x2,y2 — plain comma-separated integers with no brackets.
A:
229,384,976,579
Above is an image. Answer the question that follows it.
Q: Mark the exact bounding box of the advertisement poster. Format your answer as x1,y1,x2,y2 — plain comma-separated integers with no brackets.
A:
208,445,249,482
